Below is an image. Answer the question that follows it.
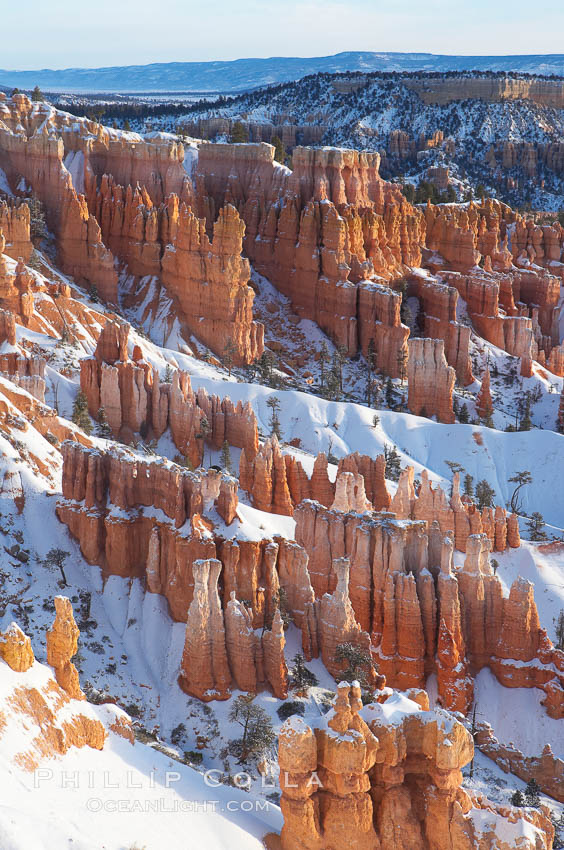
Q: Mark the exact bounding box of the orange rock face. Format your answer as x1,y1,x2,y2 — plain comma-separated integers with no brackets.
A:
475,365,493,420
46,596,84,700
407,338,455,423
293,501,561,717
160,202,263,365
0,199,32,262
81,320,259,456
179,558,288,701
276,683,552,850
0,622,34,672
476,724,564,803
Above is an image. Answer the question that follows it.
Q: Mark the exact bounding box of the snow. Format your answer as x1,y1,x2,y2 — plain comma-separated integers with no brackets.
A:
0,660,280,850
474,668,563,759
63,150,85,194
0,166,14,196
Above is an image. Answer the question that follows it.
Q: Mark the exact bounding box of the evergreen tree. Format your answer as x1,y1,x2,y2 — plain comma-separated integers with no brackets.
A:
196,416,210,465
31,85,43,102
366,338,377,406
397,347,408,385
334,642,375,691
385,377,395,408
384,444,401,482
288,652,318,695
123,118,131,131
524,779,541,808
96,407,112,439
44,547,70,586
475,479,495,510
271,134,286,163
163,364,173,383
334,345,347,393
228,694,275,762
510,789,525,807
27,196,47,242
318,341,330,392
458,403,469,424
220,440,232,473
266,395,282,440
526,512,547,541
223,338,236,377
231,121,249,143
508,471,532,513
72,391,92,435
555,610,564,651
463,473,474,498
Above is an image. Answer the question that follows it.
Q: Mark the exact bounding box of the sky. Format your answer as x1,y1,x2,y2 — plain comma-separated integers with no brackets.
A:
3,0,564,69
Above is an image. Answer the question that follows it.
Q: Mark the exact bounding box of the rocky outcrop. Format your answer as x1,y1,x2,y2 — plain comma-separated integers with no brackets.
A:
0,622,34,672
476,723,564,803
178,558,288,701
240,444,390,516
160,201,263,364
475,365,493,420
0,199,32,262
81,319,259,455
407,338,455,423
0,606,133,772
196,142,420,364
412,276,473,385
294,501,561,716
0,245,35,326
46,596,84,700
277,683,554,850
0,309,46,401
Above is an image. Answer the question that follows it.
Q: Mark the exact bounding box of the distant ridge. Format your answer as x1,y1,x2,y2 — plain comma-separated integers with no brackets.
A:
2,52,564,93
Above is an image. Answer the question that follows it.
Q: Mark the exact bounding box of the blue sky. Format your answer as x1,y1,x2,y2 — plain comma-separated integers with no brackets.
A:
3,0,564,69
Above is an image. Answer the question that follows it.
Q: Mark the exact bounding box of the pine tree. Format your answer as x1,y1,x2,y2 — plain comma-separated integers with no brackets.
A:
458,403,469,423
31,85,43,102
510,789,525,807
508,471,532,513
266,395,282,440
163,364,173,383
223,338,237,377
554,610,564,651
366,338,377,406
526,512,547,541
475,479,495,510
72,391,92,435
334,642,375,691
524,779,541,808
384,444,401,482
271,134,286,163
123,119,131,131
334,345,347,393
288,652,318,695
385,377,395,408
397,347,408,385
228,695,275,762
44,548,70,586
27,196,47,242
231,121,249,143
318,341,330,392
220,440,232,473
463,473,474,499
196,416,210,465
96,407,112,438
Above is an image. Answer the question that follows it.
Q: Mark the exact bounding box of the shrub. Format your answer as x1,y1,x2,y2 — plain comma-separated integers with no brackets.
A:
277,700,306,721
